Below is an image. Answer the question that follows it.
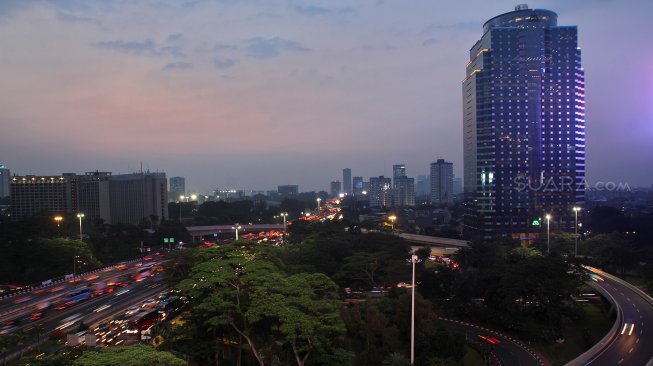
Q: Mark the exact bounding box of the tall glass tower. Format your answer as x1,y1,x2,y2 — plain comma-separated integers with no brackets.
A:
463,5,585,239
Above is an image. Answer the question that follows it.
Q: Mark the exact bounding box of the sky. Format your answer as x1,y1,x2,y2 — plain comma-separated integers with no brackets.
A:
1,0,652,193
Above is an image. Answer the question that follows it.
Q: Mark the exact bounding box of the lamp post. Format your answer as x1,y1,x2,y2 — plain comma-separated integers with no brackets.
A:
280,212,288,231
409,254,421,365
388,215,397,230
76,213,85,242
573,207,580,257
73,255,80,276
545,214,552,254
232,224,242,240
54,215,63,228
316,197,322,212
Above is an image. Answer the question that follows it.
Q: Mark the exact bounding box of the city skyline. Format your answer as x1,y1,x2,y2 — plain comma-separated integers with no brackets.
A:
1,0,652,192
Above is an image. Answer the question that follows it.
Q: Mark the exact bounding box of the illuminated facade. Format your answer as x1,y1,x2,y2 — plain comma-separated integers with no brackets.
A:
463,5,585,238
10,175,73,219
368,176,392,208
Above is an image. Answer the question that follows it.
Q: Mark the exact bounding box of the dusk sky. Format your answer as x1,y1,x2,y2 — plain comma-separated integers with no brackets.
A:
1,0,652,193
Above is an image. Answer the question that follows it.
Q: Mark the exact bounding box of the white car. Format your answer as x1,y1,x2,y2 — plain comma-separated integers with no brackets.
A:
125,306,141,316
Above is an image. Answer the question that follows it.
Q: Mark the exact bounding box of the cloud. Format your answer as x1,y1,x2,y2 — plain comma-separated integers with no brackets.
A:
422,38,438,47
167,33,183,42
293,4,353,16
214,43,238,51
94,38,185,57
163,62,193,71
56,10,97,23
214,58,236,69
245,37,309,59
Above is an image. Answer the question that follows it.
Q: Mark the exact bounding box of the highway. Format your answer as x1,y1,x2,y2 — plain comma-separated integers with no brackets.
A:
567,267,653,366
0,256,170,363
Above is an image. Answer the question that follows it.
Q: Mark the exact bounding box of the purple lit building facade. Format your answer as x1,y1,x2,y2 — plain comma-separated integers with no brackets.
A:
463,5,585,238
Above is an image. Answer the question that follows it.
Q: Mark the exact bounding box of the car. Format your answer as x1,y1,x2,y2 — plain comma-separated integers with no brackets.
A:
478,335,501,345
125,306,141,316
141,298,157,309
30,312,45,321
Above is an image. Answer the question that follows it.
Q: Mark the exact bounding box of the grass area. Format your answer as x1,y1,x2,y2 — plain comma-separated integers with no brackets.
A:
462,344,486,366
535,302,614,366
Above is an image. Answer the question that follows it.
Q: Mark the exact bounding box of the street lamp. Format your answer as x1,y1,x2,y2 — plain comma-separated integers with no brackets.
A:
54,215,63,227
573,207,581,257
545,214,552,254
388,215,397,230
408,254,422,365
316,197,322,212
73,255,80,276
76,213,85,242
232,223,242,240
280,212,288,231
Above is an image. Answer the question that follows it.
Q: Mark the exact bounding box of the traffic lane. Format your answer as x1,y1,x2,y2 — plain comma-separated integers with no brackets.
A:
0,258,166,321
588,278,653,366
436,318,544,366
1,279,167,363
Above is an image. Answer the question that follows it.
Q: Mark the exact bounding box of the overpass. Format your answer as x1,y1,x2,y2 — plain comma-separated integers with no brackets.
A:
186,224,284,242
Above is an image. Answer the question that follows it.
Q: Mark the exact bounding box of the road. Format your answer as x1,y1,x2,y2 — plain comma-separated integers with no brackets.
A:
0,257,170,363
437,317,546,366
567,267,653,366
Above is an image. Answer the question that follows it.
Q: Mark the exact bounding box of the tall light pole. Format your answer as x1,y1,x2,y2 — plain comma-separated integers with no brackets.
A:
76,213,85,242
232,224,242,240
545,214,552,254
409,254,421,365
73,255,80,276
316,197,322,212
280,212,288,231
54,215,63,227
179,195,185,221
573,207,580,257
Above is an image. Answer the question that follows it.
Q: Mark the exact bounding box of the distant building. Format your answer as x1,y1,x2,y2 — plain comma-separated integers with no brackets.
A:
108,173,168,226
10,175,73,219
169,176,186,202
0,164,10,198
278,185,299,197
352,176,364,196
453,177,463,195
416,175,430,197
330,180,342,197
10,171,168,225
431,159,453,205
342,168,352,195
392,164,415,207
368,176,392,208
393,176,415,207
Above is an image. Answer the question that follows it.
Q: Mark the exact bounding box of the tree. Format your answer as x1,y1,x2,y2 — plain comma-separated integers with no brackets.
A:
73,345,185,366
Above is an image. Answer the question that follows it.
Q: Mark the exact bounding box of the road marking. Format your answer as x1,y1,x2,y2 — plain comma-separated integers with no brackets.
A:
636,338,639,343
618,358,624,364
629,347,634,353
637,308,640,312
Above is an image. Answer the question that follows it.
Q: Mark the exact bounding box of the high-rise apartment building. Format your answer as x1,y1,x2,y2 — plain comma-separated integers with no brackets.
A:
342,168,352,195
416,175,430,197
431,159,454,205
392,164,406,182
392,164,415,207
368,176,392,208
463,5,585,238
0,164,10,198
330,180,342,197
169,176,186,202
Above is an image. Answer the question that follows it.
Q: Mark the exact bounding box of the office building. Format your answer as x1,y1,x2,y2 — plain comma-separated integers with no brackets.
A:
393,176,415,207
431,159,454,205
342,168,352,195
368,176,392,208
393,164,406,182
169,176,186,202
416,175,430,197
463,5,585,237
0,164,10,198
10,171,168,225
330,180,342,197
352,176,364,196
108,172,168,226
278,185,299,197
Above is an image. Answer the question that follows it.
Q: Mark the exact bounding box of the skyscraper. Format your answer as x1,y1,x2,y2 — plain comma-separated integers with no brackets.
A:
169,176,186,202
416,175,430,197
368,176,392,208
463,5,585,238
392,164,406,182
342,168,352,195
352,176,364,196
431,159,453,205
0,164,10,198
391,164,415,207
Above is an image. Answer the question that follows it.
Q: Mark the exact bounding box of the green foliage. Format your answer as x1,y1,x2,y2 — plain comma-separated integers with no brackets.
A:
73,345,185,366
